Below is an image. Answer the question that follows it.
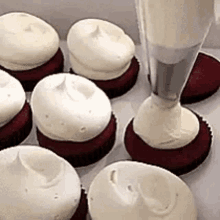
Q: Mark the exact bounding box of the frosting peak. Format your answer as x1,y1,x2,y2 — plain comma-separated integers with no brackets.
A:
31,73,112,142
0,145,81,220
88,161,197,220
56,75,96,102
67,19,135,80
0,70,25,127
3,147,65,189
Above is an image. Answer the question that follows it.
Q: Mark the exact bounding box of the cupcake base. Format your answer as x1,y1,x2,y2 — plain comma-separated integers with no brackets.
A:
37,114,117,167
124,112,212,175
0,48,64,91
148,53,220,104
0,101,32,149
70,56,140,98
71,189,88,220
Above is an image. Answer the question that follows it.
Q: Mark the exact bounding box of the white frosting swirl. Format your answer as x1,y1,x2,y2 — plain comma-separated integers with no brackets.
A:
0,70,25,127
0,145,81,220
0,12,59,70
67,19,135,80
133,95,200,149
31,73,112,142
88,161,197,220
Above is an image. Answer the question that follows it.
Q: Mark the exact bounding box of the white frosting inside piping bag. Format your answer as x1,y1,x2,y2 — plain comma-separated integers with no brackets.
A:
133,94,200,149
88,161,197,220
0,145,81,220
31,73,112,142
67,19,135,80
143,0,214,48
0,12,59,70
0,70,25,127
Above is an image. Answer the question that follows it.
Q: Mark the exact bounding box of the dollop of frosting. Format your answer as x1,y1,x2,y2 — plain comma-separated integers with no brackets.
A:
31,73,112,142
0,145,81,220
88,161,197,220
0,70,25,127
67,19,135,80
0,12,59,70
133,95,199,149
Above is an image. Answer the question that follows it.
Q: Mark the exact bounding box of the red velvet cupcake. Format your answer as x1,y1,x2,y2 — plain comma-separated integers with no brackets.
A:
148,52,220,104
0,145,88,219
124,96,212,175
31,73,117,167
67,19,139,98
0,12,64,91
0,70,32,149
181,52,220,104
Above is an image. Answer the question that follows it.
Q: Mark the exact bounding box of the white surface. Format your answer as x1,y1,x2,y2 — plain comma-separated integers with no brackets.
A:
23,42,220,220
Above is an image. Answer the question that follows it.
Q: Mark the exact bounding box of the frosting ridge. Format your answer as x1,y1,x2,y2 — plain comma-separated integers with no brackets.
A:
0,12,59,70
67,19,135,80
0,145,81,220
31,73,112,142
88,161,197,220
0,70,25,127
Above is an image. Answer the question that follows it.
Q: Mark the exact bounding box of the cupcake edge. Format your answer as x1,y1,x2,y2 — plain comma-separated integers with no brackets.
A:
36,113,117,167
0,101,32,149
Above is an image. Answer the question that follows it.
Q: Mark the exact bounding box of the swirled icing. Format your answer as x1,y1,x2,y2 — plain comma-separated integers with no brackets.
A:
31,73,112,142
0,70,25,127
0,145,81,220
0,12,59,70
67,19,135,80
88,161,197,220
133,95,199,149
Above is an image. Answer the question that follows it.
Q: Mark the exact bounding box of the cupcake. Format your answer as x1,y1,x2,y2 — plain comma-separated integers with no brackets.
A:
181,52,220,104
124,94,212,175
31,73,117,167
147,52,220,104
0,70,32,148
0,145,88,220
0,12,64,91
67,19,139,98
88,161,197,220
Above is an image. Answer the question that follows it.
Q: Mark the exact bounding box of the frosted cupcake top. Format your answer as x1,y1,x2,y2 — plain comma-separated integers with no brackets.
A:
31,73,112,142
0,70,25,127
67,19,135,80
133,95,199,149
0,145,81,220
0,12,59,70
88,161,197,220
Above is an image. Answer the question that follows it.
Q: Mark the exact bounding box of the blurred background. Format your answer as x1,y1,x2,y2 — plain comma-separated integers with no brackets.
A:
0,0,220,47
